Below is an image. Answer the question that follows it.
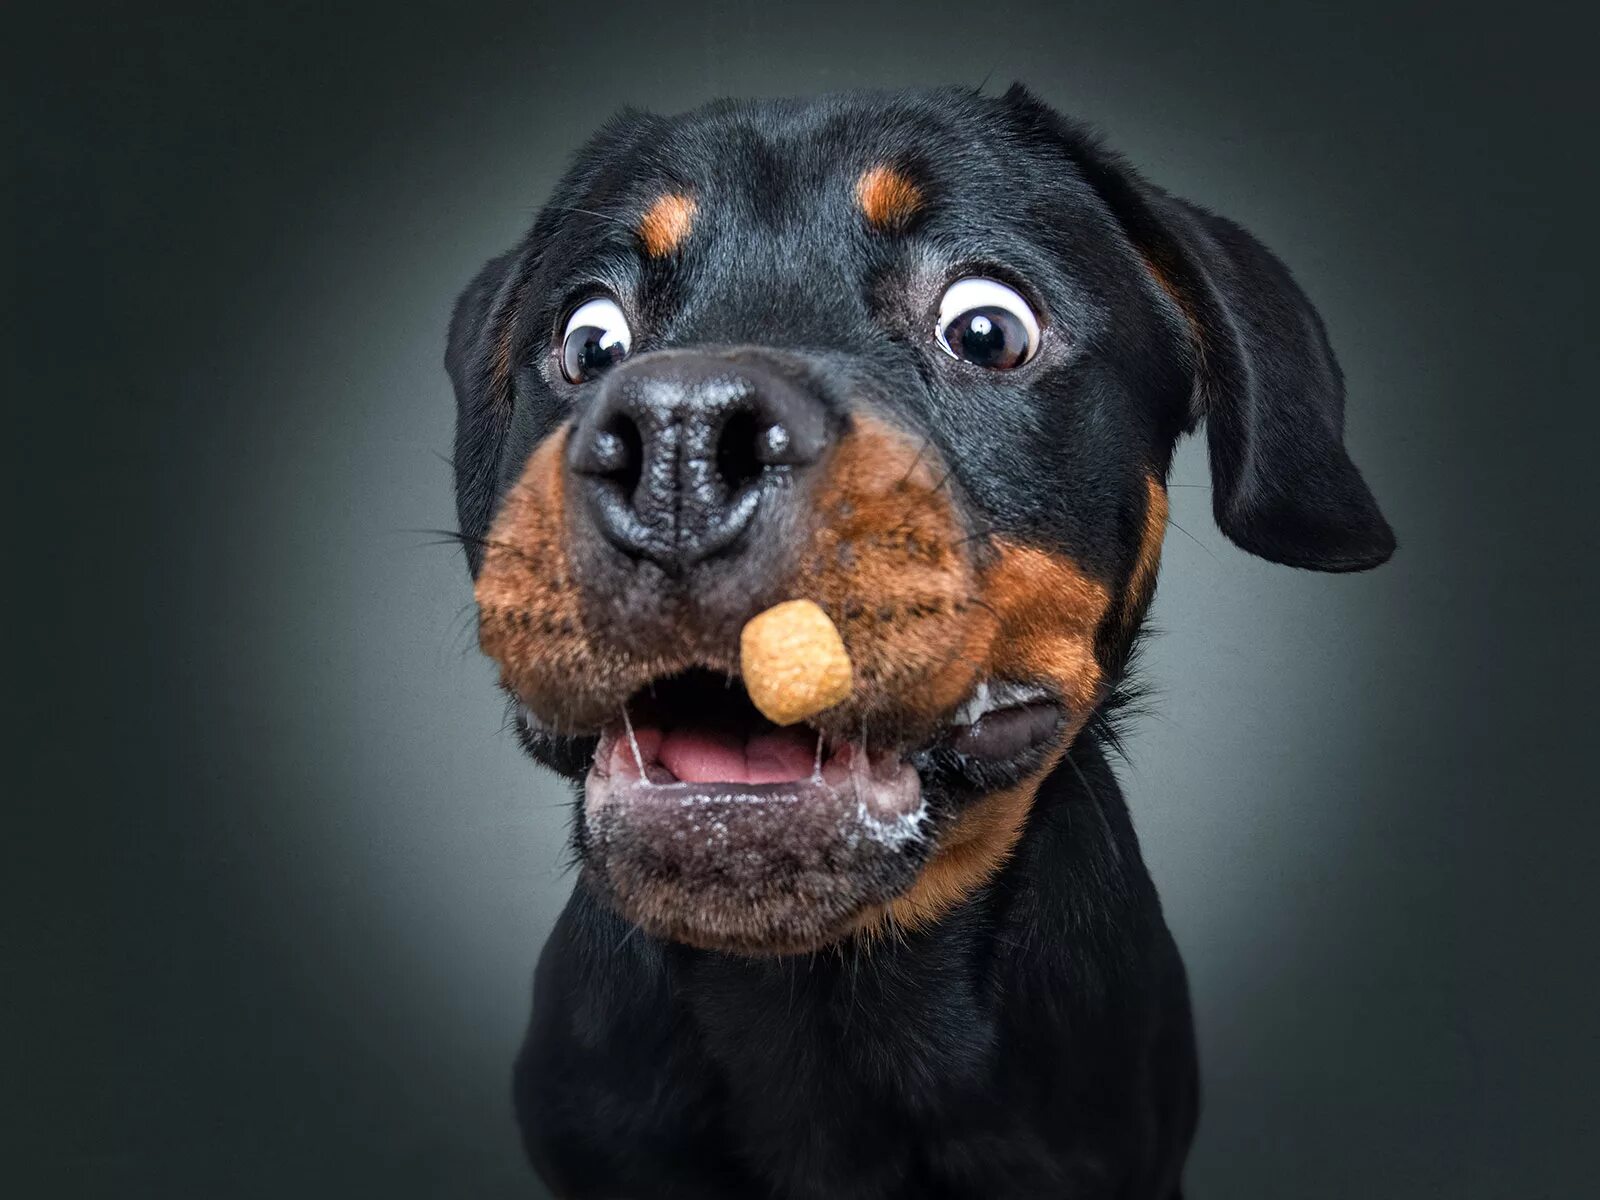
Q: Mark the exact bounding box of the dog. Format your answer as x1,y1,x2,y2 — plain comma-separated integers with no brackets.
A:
445,85,1393,1199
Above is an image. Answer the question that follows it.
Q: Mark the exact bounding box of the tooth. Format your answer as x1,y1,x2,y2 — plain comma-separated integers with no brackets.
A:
952,680,1052,727
954,680,991,727
620,706,650,785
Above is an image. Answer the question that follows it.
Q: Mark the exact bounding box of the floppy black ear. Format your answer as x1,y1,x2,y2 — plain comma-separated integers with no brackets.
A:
444,109,665,576
1016,89,1396,571
1140,195,1396,571
445,248,524,574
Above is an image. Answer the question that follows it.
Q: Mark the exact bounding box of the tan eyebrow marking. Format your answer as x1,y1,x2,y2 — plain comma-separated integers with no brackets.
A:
855,165,923,230
637,192,697,258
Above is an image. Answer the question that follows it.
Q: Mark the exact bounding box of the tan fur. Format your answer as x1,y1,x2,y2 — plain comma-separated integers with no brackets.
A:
1123,474,1168,627
794,417,989,743
981,540,1112,718
855,165,923,230
638,193,697,258
858,540,1113,934
473,429,596,728
474,415,989,738
476,414,1141,942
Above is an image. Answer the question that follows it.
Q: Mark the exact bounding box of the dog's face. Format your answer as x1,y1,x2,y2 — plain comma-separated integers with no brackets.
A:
447,87,1393,954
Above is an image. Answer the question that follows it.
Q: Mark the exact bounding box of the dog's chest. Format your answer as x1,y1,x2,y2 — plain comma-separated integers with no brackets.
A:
671,938,1012,1188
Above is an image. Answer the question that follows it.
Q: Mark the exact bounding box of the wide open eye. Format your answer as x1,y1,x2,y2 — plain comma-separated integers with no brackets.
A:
560,296,632,383
935,277,1041,369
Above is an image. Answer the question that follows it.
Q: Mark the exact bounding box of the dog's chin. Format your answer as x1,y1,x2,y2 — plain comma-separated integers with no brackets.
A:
519,671,1066,955
583,731,928,955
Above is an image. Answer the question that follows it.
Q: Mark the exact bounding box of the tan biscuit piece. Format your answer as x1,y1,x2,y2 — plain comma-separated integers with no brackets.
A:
740,600,854,726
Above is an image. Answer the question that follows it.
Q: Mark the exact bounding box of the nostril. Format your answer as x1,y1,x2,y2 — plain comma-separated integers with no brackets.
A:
593,414,644,499
715,408,763,496
571,355,832,569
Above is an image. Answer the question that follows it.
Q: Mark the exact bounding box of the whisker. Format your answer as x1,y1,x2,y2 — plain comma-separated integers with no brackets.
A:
1163,516,1216,562
926,462,958,497
1062,750,1102,809
551,204,633,230
445,600,480,653
417,527,543,567
614,920,643,957
894,435,933,489
964,594,1002,622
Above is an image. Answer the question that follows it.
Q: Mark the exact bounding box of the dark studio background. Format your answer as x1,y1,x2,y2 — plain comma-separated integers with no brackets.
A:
8,1,1597,1195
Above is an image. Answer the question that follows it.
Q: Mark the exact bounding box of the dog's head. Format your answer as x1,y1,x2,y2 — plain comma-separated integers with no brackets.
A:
447,87,1393,955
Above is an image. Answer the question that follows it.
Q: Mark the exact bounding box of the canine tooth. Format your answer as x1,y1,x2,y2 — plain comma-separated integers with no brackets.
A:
620,706,651,783
952,680,1050,727
953,681,992,726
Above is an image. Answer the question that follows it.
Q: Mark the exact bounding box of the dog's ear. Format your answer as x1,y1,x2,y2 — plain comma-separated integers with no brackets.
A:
1140,195,1396,571
445,248,526,574
446,249,516,418
1008,87,1395,571
444,109,664,575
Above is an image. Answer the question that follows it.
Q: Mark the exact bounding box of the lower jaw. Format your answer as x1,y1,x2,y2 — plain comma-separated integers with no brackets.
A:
525,679,1069,953
580,744,933,955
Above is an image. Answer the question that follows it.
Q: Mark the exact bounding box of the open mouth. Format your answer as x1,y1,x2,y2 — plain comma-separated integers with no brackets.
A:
519,671,1065,786
588,670,922,821
518,670,1066,953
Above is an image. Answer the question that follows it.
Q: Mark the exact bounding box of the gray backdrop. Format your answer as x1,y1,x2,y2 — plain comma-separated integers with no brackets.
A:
11,1,1597,1196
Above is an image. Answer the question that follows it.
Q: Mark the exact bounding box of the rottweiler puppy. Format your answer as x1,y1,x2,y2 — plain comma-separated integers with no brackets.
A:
446,85,1393,1199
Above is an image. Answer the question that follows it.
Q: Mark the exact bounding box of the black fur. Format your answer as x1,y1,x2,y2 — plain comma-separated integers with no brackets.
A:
447,85,1391,1198
515,741,1197,1200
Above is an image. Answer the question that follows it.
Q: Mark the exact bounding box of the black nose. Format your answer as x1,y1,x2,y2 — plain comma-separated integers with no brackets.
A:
568,353,831,573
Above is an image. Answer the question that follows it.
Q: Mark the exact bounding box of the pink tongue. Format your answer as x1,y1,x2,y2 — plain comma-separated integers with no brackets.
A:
658,725,818,784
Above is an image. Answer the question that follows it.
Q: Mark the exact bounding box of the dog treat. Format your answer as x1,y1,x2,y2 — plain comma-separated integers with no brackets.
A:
740,599,853,726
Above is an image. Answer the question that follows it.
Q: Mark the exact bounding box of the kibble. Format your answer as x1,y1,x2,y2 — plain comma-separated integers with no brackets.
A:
740,599,854,726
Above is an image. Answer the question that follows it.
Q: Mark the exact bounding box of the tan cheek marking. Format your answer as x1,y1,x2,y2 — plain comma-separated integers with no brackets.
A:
859,542,1113,936
638,193,697,258
475,415,1119,937
798,417,988,741
474,415,989,737
855,165,923,230
473,429,607,728
981,540,1113,718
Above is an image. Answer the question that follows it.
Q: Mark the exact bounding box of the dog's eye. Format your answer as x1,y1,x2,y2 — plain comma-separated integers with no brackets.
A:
560,297,632,383
935,277,1040,369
